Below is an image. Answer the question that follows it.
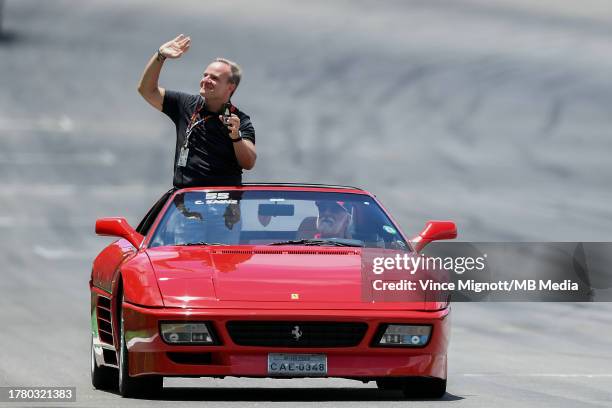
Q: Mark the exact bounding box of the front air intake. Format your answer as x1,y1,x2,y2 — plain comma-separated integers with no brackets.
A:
167,352,213,365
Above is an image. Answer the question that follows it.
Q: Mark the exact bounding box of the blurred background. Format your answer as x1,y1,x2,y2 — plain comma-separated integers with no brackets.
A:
1,1,611,406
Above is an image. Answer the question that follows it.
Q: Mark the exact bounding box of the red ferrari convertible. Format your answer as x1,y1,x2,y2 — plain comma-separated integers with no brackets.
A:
90,184,456,398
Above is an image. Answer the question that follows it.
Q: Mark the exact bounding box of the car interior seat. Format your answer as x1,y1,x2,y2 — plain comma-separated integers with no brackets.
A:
296,216,318,239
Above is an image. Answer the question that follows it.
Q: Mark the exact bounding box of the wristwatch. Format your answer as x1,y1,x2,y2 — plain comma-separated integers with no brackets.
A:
231,131,243,143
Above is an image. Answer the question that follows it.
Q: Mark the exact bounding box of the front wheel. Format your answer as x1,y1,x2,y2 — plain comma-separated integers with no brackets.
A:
118,295,162,398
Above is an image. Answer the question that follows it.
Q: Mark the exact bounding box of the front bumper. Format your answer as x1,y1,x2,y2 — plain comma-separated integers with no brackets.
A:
122,302,450,379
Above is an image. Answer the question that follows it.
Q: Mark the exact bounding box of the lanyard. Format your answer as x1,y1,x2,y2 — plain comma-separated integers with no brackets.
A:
184,99,236,148
184,98,215,148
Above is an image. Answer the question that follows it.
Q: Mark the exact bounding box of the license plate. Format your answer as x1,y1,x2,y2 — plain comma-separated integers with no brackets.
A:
267,353,327,376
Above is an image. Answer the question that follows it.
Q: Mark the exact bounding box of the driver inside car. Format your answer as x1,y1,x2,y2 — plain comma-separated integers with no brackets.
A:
315,201,352,239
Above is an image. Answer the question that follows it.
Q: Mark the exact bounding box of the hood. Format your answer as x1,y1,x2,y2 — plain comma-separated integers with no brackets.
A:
146,246,430,310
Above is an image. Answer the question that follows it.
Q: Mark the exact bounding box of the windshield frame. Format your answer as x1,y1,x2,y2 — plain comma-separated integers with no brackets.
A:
142,187,413,251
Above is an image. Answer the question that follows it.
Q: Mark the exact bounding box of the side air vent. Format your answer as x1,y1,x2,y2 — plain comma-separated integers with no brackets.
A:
103,348,118,365
96,296,114,346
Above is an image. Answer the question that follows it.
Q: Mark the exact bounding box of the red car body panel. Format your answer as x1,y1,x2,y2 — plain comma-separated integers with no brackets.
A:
119,302,449,378
147,246,427,308
91,238,135,293
90,185,454,382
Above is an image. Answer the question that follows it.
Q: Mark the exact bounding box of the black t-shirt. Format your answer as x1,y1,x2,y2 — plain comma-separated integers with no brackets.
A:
162,90,256,187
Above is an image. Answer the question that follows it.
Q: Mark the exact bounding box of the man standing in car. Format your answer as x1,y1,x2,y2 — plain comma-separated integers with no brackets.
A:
137,34,256,187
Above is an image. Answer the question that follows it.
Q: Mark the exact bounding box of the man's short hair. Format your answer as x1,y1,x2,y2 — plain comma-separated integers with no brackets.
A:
214,57,242,96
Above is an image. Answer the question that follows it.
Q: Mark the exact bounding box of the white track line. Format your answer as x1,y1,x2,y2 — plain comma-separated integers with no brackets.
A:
0,116,161,136
0,116,74,133
0,184,167,197
33,246,92,260
0,151,116,166
464,373,612,378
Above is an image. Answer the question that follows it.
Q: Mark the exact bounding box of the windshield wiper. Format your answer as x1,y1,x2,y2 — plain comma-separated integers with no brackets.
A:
175,242,228,246
268,238,363,247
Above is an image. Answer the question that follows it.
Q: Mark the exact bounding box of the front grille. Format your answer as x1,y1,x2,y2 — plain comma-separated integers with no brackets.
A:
226,321,368,347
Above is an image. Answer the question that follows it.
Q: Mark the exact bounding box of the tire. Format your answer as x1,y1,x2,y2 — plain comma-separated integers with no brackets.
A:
118,296,162,398
90,336,118,390
401,377,446,399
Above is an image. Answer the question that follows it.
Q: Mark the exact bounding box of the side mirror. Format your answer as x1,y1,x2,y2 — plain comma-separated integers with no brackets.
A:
411,220,457,252
95,217,144,249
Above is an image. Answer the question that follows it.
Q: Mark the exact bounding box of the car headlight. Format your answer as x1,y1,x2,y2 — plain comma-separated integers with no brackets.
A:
375,324,431,347
160,322,217,345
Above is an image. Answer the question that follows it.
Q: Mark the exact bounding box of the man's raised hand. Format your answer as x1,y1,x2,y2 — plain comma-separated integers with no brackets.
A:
159,34,191,59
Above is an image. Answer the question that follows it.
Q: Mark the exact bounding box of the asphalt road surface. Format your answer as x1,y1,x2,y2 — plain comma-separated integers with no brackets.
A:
1,1,611,407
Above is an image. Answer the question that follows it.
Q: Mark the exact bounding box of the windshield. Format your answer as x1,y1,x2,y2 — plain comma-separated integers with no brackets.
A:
149,190,409,250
